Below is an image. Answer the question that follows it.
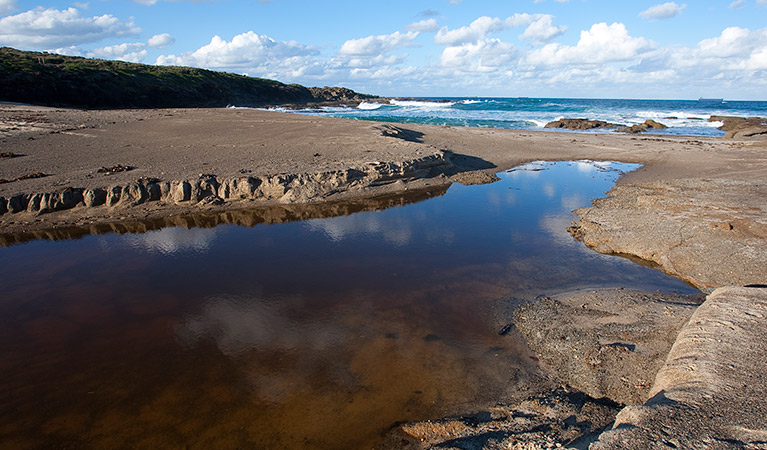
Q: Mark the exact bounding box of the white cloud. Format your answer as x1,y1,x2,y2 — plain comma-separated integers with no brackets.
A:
147,32,174,48
88,42,147,62
527,22,654,66
339,31,418,56
156,32,329,82
509,13,566,43
0,0,17,15
441,38,516,72
0,7,139,48
405,18,439,33
639,2,686,20
435,16,509,46
132,0,158,5
729,0,745,8
694,26,767,69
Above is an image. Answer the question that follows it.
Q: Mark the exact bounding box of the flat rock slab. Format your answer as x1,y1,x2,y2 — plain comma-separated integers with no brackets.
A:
591,286,767,449
570,179,767,291
513,289,704,406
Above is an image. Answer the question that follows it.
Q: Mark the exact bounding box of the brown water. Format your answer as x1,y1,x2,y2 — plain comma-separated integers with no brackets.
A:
0,161,696,449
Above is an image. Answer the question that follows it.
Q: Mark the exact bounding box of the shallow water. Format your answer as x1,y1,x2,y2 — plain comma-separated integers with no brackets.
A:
0,161,696,449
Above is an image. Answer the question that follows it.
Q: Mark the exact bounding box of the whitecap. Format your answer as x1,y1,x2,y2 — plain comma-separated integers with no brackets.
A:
390,99,455,109
357,102,384,110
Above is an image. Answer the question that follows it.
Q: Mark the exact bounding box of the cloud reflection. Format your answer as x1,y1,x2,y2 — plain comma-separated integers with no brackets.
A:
124,227,218,254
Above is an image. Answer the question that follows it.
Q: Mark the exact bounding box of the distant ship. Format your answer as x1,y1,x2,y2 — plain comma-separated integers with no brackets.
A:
698,98,724,103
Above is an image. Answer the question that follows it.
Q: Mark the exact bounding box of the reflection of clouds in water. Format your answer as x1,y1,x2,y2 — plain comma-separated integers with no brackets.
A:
176,295,345,357
304,212,446,247
561,192,586,210
542,183,556,198
124,227,217,254
539,213,585,250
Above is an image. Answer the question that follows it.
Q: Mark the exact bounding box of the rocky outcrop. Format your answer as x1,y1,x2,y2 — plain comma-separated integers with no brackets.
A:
568,178,767,291
590,286,767,449
616,120,668,134
710,115,767,139
308,86,375,103
544,118,624,130
0,152,453,220
0,184,448,246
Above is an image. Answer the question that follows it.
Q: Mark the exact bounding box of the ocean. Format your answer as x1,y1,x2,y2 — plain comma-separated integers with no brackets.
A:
271,97,767,137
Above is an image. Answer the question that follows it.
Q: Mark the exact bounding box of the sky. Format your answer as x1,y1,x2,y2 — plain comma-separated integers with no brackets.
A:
1,0,766,100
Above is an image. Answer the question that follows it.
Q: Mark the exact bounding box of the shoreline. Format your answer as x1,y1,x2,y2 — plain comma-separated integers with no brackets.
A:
2,104,767,448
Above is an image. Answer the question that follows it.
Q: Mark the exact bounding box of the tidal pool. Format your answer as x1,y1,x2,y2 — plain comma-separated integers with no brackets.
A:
0,161,696,449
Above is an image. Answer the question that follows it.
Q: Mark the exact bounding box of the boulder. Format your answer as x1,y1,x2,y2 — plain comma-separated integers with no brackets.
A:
544,118,624,130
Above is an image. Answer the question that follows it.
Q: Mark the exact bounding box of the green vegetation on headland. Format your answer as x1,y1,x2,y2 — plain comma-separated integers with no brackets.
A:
0,47,374,109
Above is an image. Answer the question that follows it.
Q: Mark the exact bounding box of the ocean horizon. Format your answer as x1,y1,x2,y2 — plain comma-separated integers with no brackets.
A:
265,97,767,137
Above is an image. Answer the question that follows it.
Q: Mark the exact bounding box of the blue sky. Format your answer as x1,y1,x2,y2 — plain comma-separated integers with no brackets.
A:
1,0,766,99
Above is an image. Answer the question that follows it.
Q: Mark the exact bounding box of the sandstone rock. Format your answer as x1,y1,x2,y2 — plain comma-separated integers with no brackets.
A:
590,286,767,449
83,188,107,207
513,289,702,405
710,115,767,139
616,120,668,134
544,118,624,130
105,185,122,206
8,194,28,213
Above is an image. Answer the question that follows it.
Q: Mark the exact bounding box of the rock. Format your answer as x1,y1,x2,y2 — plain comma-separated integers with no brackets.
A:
544,118,624,130
513,289,703,405
83,188,107,207
105,185,122,206
8,194,28,213
569,178,767,291
710,115,767,139
0,197,6,215
376,387,620,450
616,120,668,134
590,286,767,449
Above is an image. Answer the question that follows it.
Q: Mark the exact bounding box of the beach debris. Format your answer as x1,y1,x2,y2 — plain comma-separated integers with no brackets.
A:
1,151,20,158
0,172,48,184
498,323,514,335
97,164,134,175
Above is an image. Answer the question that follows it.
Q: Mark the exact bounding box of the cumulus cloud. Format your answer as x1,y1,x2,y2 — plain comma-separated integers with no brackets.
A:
339,31,418,56
0,7,139,48
435,16,509,46
441,38,516,72
147,32,174,48
527,22,654,66
157,31,320,79
695,26,767,69
0,0,17,15
639,2,686,20
405,18,439,32
509,13,566,43
88,42,147,62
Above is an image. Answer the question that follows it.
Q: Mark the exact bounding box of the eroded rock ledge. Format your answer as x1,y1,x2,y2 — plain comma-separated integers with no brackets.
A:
0,152,453,233
568,178,767,291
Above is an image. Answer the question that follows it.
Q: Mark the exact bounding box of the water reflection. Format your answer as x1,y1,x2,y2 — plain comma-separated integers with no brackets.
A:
0,161,697,450
124,226,219,254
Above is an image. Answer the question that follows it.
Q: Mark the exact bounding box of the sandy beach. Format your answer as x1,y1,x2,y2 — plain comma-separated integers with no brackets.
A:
2,104,767,448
